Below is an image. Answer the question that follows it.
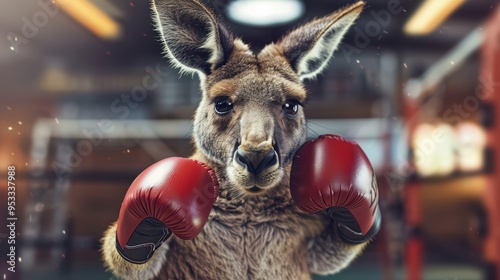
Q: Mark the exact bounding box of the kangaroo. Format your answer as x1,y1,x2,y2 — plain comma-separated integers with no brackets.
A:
101,1,367,279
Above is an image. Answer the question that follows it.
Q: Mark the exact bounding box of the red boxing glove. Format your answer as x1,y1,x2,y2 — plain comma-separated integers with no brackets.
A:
290,135,381,244
116,157,219,263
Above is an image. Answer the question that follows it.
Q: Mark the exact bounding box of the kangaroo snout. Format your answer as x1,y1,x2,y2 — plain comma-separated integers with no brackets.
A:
235,148,278,174
229,140,283,191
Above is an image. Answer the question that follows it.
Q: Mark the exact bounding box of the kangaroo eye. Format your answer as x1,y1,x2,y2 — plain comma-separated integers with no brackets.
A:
283,100,299,117
214,96,233,115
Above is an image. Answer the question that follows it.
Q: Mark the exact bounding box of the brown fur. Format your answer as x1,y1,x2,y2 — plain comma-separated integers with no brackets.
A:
102,1,367,279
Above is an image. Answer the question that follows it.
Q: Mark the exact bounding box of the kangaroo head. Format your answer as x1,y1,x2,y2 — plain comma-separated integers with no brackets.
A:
152,0,364,195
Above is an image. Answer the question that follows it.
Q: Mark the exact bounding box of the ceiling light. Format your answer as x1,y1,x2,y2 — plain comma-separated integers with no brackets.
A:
227,0,304,27
55,0,121,40
404,0,465,35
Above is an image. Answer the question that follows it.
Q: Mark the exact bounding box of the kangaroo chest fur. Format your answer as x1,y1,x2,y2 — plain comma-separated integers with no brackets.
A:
159,182,325,280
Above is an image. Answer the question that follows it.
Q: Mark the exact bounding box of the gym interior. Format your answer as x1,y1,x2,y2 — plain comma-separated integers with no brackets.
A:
1,0,499,279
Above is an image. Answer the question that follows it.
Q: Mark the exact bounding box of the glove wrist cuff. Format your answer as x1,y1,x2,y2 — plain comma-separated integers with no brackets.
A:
116,218,172,264
328,207,381,244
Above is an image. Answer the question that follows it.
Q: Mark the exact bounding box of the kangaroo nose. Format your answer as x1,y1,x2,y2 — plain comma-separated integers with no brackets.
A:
235,148,277,174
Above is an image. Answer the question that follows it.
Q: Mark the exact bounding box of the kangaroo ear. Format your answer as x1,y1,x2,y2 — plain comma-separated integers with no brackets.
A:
151,0,234,77
276,1,364,81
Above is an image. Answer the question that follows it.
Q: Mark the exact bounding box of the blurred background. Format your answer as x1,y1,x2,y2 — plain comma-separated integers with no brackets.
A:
0,0,499,279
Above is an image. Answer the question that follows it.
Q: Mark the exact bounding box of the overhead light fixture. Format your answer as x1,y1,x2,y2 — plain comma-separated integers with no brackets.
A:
54,0,121,40
404,0,465,35
227,0,304,27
